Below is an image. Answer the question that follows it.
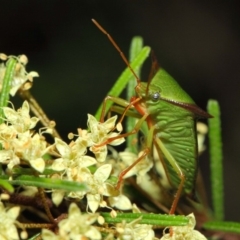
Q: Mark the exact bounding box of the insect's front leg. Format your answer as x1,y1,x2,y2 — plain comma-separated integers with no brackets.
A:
95,96,143,147
99,95,130,122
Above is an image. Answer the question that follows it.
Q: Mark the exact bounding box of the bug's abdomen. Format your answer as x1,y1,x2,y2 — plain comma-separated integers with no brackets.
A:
153,103,198,195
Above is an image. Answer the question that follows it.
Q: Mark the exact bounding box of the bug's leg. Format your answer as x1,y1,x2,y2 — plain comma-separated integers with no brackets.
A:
110,105,141,119
116,148,149,189
154,137,185,215
95,96,143,148
99,95,141,124
99,95,130,122
97,97,152,189
116,124,154,189
95,109,149,149
94,109,151,189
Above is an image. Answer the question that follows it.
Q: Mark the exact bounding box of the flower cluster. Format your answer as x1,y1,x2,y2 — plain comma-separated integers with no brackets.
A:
0,101,52,172
0,98,132,214
161,213,207,240
42,203,159,240
51,114,125,212
42,203,101,240
115,204,157,240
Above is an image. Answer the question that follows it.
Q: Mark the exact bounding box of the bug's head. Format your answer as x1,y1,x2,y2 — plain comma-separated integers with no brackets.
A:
135,82,161,104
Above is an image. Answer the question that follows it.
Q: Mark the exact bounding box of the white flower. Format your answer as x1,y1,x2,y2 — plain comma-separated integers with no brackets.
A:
20,133,51,173
108,194,132,210
87,114,125,162
116,217,155,240
51,173,67,207
0,123,18,147
19,186,38,197
52,189,66,207
86,164,115,213
3,101,39,133
0,202,20,240
52,137,95,172
42,203,101,240
161,213,207,240
0,149,20,170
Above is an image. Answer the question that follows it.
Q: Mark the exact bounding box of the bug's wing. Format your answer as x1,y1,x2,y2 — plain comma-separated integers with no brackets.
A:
153,110,198,197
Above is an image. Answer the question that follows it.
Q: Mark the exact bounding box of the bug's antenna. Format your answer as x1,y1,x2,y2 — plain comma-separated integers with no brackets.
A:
92,19,140,84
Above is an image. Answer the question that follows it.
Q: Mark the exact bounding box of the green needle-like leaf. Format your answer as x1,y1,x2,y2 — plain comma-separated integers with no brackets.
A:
0,175,87,192
0,57,17,124
126,37,144,153
27,233,41,240
207,100,224,221
203,221,240,234
100,212,189,226
0,179,14,193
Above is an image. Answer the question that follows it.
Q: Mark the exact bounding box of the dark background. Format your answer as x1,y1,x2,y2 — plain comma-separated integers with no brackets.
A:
1,1,240,221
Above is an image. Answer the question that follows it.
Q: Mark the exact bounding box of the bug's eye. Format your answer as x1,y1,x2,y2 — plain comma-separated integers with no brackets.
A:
150,91,160,101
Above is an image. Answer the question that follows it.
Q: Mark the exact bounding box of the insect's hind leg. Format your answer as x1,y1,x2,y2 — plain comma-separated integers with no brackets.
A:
154,137,186,215
116,124,154,189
